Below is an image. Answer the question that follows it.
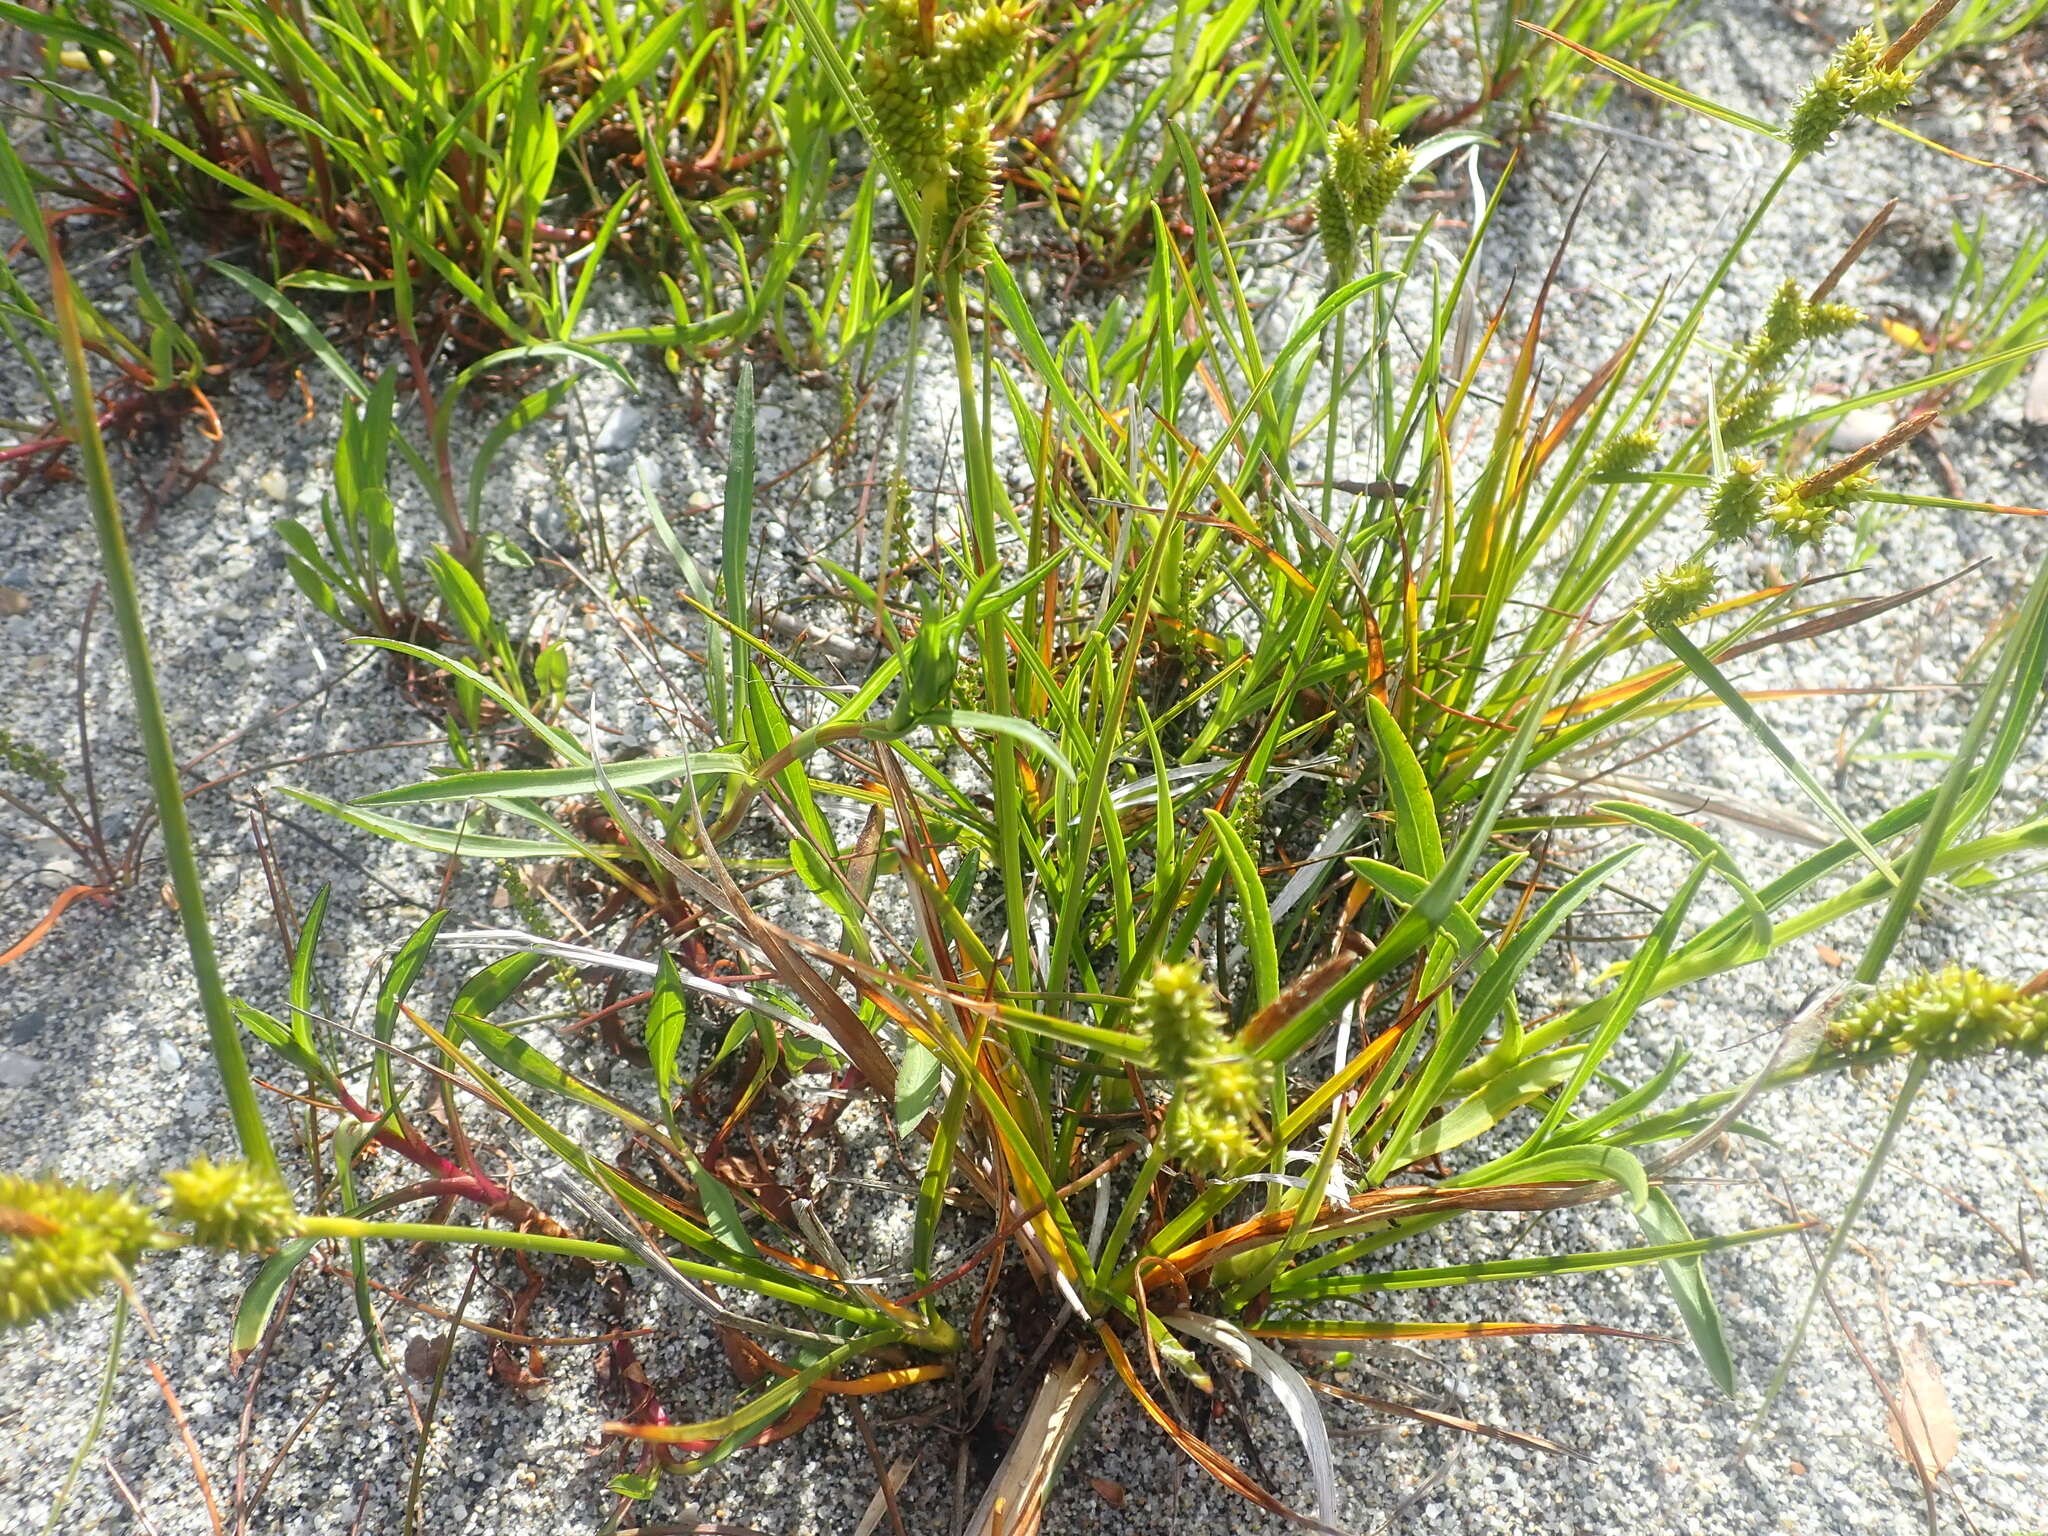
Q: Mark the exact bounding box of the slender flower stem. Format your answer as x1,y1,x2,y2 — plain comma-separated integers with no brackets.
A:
1748,1052,1930,1436
942,268,1034,1004
49,254,276,1178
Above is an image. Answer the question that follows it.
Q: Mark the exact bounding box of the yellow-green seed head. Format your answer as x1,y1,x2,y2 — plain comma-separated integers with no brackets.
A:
1803,300,1864,341
1784,66,1855,154
940,108,1001,270
1704,458,1769,542
1784,29,1915,152
1763,489,1835,547
1349,141,1412,231
1137,960,1226,1082
1316,170,1355,284
1198,1055,1262,1119
162,1157,295,1252
1590,427,1662,482
2,1175,155,1331
927,4,1026,112
1719,382,1781,445
1747,279,1808,372
868,0,925,53
1636,560,1716,628
1329,122,1369,200
1825,967,2048,1063
1164,1095,1261,1173
1836,27,1882,76
1851,66,1916,117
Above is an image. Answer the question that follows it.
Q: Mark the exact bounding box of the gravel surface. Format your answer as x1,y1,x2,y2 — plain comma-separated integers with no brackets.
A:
3,2,2046,1533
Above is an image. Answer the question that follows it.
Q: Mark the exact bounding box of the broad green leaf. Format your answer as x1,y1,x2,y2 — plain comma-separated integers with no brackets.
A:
1636,1189,1739,1396
648,950,688,1110
1365,695,1443,876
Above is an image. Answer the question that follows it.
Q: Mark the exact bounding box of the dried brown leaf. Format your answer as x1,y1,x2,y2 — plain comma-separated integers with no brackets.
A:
1885,1325,1959,1478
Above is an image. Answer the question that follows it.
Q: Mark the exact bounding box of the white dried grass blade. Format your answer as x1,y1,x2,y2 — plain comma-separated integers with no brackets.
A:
1166,1312,1340,1528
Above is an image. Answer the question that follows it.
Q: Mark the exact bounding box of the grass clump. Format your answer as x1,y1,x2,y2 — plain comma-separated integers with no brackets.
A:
3,0,2048,1530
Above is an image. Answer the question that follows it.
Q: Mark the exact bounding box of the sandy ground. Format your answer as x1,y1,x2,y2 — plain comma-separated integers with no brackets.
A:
3,1,2046,1532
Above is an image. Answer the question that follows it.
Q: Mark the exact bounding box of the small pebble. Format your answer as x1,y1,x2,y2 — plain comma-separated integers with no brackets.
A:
156,1039,182,1073
1829,407,1893,453
258,468,290,502
0,1050,40,1088
0,587,29,616
595,401,645,454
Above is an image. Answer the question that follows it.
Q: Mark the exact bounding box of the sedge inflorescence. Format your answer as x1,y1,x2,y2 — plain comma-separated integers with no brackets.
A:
1136,961,1265,1173
1591,427,1663,483
1824,967,2048,1065
1783,27,1917,156
861,0,1026,270
161,1155,297,1252
1636,559,1717,627
1,1174,155,1331
1316,119,1413,284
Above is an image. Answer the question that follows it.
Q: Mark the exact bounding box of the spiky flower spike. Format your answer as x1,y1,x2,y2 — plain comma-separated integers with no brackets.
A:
1783,27,1917,154
1316,118,1412,286
941,106,1001,270
1719,382,1781,445
1703,459,1769,542
162,1156,296,1252
1765,469,1875,548
927,2,1028,110
1315,170,1355,285
1590,427,1662,482
1746,280,1809,373
861,0,947,193
1637,560,1717,628
860,0,1024,256
1825,967,2048,1064
2,1174,156,1331
1744,279,1867,373
1136,962,1265,1173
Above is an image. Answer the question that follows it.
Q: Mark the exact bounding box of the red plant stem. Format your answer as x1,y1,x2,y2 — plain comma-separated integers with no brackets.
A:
329,1080,509,1206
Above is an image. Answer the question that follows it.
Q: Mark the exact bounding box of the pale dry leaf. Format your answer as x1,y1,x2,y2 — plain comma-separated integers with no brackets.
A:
1885,1324,1959,1477
2026,351,2048,427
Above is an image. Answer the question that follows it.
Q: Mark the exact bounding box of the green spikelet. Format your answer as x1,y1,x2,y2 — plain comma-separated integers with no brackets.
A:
1137,960,1226,1081
1802,299,1864,340
940,107,1001,270
2,1175,155,1331
1766,468,1874,548
1850,65,1916,117
1745,279,1808,372
1784,64,1855,155
1316,170,1355,284
1348,123,1412,231
1328,121,1369,202
1782,27,1916,153
1137,962,1264,1174
862,0,946,192
1703,458,1769,542
1317,118,1410,276
1719,381,1781,445
162,1156,295,1252
1636,560,1716,627
1824,967,2048,1064
927,3,1026,112
1763,489,1835,547
1590,426,1661,482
